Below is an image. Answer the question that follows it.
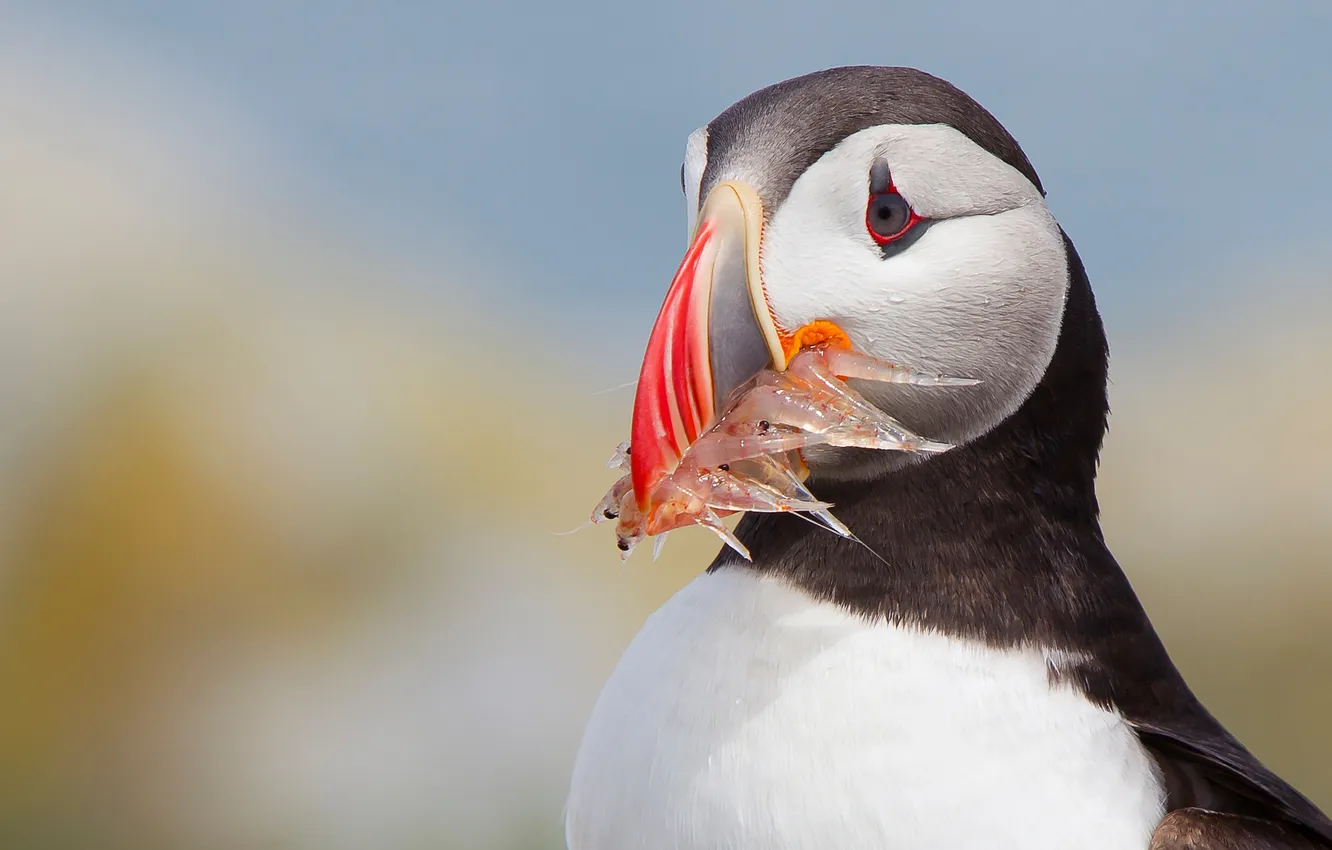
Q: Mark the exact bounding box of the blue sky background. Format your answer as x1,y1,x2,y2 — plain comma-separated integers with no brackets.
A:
15,0,1331,355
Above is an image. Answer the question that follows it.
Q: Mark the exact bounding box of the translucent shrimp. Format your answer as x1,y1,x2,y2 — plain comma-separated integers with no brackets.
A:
591,474,633,524
606,440,632,472
674,463,832,515
800,345,980,388
592,345,976,560
728,454,854,538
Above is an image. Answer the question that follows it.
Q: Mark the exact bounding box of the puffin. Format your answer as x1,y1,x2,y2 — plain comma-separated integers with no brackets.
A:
565,66,1332,850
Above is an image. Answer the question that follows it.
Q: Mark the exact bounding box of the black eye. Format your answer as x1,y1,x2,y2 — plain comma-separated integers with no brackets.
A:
680,163,686,194
866,191,917,244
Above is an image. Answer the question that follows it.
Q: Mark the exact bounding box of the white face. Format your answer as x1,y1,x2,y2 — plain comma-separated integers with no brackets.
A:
683,123,1070,479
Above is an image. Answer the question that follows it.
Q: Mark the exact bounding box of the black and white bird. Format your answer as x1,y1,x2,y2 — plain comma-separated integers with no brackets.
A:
565,66,1332,850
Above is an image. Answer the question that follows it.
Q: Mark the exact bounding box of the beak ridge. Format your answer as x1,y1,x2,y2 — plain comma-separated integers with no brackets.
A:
630,181,782,510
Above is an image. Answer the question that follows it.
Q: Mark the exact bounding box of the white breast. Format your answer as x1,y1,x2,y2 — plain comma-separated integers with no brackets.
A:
566,568,1165,850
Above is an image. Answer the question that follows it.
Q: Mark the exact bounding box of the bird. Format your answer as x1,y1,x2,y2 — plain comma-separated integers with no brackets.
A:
564,66,1332,850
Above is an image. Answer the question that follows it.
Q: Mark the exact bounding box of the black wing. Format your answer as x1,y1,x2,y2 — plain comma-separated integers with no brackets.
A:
1073,550,1332,848
1133,715,1332,847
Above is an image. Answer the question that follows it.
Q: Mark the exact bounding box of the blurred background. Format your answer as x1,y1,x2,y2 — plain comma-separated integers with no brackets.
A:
1,2,1329,848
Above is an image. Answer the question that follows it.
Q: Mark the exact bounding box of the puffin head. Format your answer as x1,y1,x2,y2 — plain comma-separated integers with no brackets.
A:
631,66,1087,499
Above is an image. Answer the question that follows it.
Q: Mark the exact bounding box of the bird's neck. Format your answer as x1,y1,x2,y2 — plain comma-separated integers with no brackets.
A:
710,234,1128,650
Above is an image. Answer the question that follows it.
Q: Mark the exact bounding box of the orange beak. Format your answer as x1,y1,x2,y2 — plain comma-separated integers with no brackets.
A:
630,181,786,509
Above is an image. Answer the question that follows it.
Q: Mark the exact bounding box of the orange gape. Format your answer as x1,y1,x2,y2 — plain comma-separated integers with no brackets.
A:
781,320,853,363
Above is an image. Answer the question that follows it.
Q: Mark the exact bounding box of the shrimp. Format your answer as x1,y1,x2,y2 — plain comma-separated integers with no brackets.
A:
593,345,976,560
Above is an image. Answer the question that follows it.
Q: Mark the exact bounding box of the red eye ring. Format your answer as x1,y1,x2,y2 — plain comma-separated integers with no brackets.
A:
865,188,923,246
